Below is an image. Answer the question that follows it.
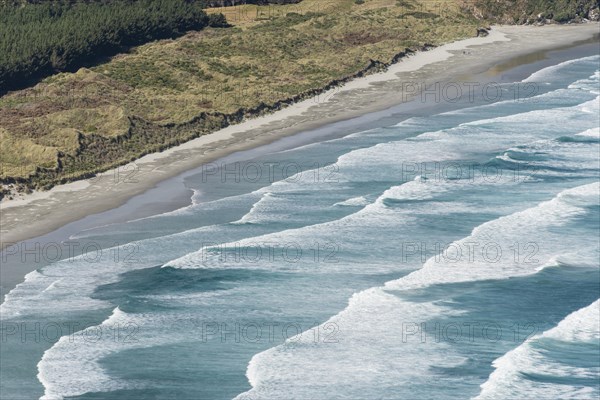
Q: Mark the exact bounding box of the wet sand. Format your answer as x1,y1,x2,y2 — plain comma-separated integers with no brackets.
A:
1,23,599,300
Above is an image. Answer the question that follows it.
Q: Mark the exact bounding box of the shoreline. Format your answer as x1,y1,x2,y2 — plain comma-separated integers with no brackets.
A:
1,23,599,251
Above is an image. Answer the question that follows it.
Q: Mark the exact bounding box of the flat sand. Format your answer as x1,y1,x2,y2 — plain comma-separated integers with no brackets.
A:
1,23,599,250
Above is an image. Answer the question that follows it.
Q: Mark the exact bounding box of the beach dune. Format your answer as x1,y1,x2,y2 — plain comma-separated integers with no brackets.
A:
0,24,598,291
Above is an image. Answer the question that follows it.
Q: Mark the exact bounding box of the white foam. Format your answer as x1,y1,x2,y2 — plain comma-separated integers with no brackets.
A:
384,182,599,290
576,127,600,138
1,215,267,319
523,55,600,83
238,288,467,399
37,286,252,399
568,70,600,94
477,300,600,400
232,191,275,224
334,196,370,207
496,129,600,175
235,183,600,399
38,307,139,399
164,176,487,271
336,94,600,187
580,95,600,113
4,55,599,399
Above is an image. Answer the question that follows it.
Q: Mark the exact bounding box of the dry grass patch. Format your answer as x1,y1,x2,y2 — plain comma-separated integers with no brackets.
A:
0,0,478,187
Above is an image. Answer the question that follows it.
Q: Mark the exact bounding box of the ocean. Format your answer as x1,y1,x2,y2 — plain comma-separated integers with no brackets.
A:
1,50,599,399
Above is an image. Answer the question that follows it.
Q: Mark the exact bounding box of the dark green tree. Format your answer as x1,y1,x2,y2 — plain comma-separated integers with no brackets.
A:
0,0,224,95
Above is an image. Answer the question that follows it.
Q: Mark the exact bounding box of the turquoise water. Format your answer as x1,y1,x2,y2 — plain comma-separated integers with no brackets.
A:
1,54,599,399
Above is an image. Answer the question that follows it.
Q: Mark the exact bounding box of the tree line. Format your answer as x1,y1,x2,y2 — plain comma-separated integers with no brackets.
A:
0,0,226,96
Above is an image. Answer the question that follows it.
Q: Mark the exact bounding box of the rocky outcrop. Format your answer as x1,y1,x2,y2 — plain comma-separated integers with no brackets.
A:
476,27,490,36
469,0,600,24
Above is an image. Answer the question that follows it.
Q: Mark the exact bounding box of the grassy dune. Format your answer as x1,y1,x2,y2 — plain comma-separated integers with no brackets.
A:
0,0,480,194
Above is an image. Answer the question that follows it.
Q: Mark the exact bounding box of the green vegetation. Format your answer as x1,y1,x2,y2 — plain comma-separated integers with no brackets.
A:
0,0,212,95
0,0,596,198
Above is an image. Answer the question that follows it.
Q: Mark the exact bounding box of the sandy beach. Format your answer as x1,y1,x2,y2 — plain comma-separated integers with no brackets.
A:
1,23,598,251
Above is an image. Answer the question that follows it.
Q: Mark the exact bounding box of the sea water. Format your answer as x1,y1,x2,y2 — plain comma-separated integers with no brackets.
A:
1,53,599,399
